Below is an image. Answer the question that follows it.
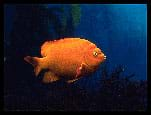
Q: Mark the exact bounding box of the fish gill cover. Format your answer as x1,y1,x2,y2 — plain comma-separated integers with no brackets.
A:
4,4,147,111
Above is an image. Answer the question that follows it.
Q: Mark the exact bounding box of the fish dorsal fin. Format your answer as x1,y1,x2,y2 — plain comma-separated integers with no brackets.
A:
41,41,52,57
42,71,60,83
41,40,59,57
41,38,91,57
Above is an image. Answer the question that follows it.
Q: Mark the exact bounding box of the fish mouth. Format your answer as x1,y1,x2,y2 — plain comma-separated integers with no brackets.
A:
99,54,106,61
104,55,107,60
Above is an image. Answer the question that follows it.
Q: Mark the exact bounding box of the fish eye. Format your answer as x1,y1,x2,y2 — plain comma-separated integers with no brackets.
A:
93,51,98,57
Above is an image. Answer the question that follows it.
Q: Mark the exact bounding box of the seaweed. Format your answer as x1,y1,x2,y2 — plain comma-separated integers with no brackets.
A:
49,4,81,37
4,64,147,111
96,65,147,111
71,4,81,28
59,65,147,111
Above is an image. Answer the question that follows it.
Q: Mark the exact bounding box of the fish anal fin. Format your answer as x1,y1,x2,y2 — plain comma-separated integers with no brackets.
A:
42,71,60,83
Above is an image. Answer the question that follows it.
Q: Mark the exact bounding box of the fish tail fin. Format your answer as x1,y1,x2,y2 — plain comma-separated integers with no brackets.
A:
24,56,42,76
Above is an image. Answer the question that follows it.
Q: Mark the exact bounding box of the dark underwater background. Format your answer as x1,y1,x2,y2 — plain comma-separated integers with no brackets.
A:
4,4,147,111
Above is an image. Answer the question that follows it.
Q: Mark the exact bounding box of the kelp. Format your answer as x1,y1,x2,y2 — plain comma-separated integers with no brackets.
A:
71,4,81,28
4,64,147,111
4,5,147,111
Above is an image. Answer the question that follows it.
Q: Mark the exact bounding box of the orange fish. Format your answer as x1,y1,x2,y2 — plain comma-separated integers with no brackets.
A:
24,38,106,83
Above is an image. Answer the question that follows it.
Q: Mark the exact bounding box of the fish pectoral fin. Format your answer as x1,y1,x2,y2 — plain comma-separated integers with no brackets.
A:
75,62,87,78
42,71,60,83
67,78,80,84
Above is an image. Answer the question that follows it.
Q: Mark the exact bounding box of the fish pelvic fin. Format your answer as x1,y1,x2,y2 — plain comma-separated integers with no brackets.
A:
75,62,87,78
67,78,80,84
24,56,42,76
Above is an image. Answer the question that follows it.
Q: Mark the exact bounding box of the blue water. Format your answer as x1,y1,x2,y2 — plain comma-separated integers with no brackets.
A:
75,4,147,91
4,4,147,89
4,4,147,111
79,4,147,80
5,4,147,80
48,4,147,80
